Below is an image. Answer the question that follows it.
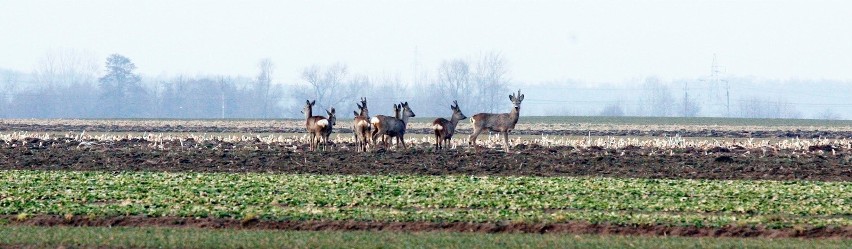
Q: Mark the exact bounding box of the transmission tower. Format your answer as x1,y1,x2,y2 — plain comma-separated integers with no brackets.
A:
709,54,730,117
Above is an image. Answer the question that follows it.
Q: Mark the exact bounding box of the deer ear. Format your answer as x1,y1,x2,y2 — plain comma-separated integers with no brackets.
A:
310,100,316,105
354,111,359,116
331,108,335,114
509,95,514,101
519,94,524,101
306,100,311,105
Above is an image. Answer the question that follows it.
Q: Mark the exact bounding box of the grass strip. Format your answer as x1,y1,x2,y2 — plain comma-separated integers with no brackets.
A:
2,225,850,249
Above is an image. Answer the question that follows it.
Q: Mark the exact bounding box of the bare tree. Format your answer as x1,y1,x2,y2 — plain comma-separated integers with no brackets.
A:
294,63,365,116
24,49,99,117
431,59,473,114
255,58,274,118
640,77,675,117
368,73,407,117
0,70,21,118
737,96,801,119
472,51,510,113
599,102,625,116
815,108,841,120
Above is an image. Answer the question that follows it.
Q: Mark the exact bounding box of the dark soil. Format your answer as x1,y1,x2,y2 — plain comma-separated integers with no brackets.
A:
2,215,850,238
2,137,851,181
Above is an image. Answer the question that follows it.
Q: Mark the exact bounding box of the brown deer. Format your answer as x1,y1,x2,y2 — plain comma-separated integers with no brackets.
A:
469,90,524,152
319,107,337,149
301,100,335,151
352,97,370,152
370,102,415,149
432,100,466,150
369,103,399,148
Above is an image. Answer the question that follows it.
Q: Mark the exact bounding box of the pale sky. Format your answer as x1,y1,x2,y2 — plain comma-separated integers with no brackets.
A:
1,0,851,84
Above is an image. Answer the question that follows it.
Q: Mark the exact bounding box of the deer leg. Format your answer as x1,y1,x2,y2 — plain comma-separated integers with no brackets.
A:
322,134,329,151
469,128,483,150
358,132,364,152
363,131,369,152
309,133,315,151
354,132,359,152
371,130,380,148
502,132,510,153
434,131,440,150
399,135,406,149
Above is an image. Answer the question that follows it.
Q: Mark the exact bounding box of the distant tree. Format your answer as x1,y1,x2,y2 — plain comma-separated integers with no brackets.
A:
472,51,510,113
98,54,144,118
432,59,473,114
15,49,100,118
255,58,275,118
815,108,841,120
293,63,365,117
367,73,406,117
599,102,625,116
639,77,675,117
737,96,801,119
0,70,21,118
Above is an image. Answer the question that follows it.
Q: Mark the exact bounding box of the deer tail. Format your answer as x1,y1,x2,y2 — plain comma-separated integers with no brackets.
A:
316,119,329,127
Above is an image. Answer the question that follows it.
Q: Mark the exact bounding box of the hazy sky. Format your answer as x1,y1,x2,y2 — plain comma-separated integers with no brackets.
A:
2,0,851,84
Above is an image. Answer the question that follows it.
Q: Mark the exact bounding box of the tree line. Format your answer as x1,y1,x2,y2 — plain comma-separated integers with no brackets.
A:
0,49,848,119
0,50,511,119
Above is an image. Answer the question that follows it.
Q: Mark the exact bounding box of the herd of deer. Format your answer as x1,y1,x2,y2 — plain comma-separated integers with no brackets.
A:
302,90,525,152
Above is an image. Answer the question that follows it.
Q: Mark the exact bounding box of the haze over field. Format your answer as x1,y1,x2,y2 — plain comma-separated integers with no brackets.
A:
1,0,851,119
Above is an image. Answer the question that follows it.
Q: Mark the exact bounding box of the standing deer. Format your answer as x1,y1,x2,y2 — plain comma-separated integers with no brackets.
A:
319,107,337,149
301,100,335,151
469,90,524,152
368,103,399,148
370,102,415,149
432,100,466,150
352,97,370,152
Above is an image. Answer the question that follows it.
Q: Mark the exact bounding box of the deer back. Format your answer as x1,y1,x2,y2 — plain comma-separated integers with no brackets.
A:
319,108,336,134
307,115,329,134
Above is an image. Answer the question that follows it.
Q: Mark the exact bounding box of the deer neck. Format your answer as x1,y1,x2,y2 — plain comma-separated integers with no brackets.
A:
400,113,411,126
509,107,520,124
449,116,462,130
305,108,312,121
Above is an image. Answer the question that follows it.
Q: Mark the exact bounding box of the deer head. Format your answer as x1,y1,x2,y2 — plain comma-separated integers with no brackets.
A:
301,100,316,118
509,89,524,112
451,100,466,121
326,108,336,126
400,102,415,118
355,97,369,117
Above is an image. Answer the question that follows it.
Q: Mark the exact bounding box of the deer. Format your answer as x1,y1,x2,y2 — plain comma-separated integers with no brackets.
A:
301,100,336,151
469,89,524,152
320,107,336,149
370,102,415,150
432,100,466,150
352,97,370,152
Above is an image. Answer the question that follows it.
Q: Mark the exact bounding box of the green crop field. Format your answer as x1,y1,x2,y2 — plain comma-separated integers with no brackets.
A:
3,170,850,228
